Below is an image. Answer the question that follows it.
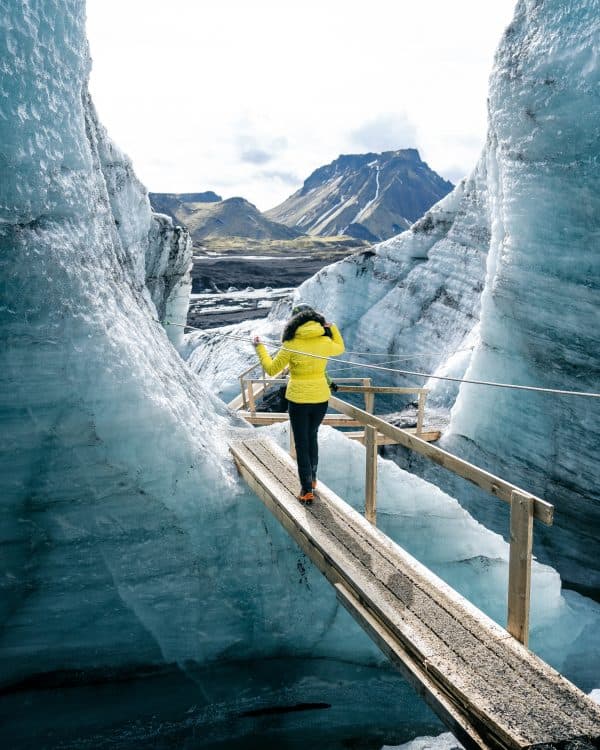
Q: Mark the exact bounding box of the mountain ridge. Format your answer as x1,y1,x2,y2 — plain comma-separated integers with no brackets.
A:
149,194,303,242
266,149,453,242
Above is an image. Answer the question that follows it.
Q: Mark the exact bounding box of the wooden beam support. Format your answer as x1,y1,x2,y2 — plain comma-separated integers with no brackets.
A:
507,491,534,646
241,380,429,396
229,376,270,411
362,378,375,413
365,425,377,525
239,376,248,410
416,391,426,437
237,411,363,427
337,385,430,395
334,583,493,750
247,379,257,413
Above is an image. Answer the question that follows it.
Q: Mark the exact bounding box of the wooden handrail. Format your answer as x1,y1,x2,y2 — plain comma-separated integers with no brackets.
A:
242,377,288,385
329,395,553,526
241,379,429,396
329,394,554,645
337,385,430,395
239,362,262,379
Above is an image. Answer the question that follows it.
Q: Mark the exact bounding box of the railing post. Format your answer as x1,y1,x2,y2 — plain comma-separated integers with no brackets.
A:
363,378,374,414
507,490,534,646
365,425,377,525
247,380,256,413
240,377,248,410
416,390,426,437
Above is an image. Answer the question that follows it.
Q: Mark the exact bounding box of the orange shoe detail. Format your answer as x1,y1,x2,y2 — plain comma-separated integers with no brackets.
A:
298,491,315,503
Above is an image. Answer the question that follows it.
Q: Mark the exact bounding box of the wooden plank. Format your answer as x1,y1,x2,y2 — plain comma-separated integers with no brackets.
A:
331,377,372,383
328,395,554,526
364,425,377,525
507,491,534,646
230,437,600,749
334,582,494,750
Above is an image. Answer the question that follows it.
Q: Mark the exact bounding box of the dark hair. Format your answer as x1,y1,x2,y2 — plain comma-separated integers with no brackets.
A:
282,308,328,342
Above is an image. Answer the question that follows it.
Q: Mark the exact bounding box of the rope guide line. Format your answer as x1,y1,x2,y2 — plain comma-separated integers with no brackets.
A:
158,319,600,400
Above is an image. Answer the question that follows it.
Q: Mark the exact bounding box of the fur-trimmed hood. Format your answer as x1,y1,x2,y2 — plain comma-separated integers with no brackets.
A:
282,309,328,342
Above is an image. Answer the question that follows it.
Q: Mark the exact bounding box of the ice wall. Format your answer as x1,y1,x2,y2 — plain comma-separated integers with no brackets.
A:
298,0,600,595
0,0,431,699
448,0,600,595
0,0,237,686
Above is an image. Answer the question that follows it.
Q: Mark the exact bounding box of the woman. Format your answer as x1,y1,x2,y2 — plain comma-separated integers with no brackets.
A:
253,303,345,503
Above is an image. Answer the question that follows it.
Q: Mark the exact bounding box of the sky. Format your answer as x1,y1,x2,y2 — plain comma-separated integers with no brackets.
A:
86,0,516,211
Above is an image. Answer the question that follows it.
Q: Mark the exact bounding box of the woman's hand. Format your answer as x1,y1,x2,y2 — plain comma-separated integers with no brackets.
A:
252,335,261,347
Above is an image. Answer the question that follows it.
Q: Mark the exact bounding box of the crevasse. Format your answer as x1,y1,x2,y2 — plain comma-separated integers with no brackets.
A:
1,0,599,746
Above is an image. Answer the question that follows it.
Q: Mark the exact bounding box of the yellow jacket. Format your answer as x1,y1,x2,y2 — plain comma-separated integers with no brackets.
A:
256,321,345,403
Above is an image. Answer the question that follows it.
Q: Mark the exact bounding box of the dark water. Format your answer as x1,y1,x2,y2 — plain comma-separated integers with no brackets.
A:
0,658,444,749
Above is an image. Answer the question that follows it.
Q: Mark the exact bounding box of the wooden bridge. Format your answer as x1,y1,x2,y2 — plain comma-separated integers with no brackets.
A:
228,370,600,749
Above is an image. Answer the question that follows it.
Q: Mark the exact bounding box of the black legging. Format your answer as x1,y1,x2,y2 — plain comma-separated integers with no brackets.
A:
287,400,329,493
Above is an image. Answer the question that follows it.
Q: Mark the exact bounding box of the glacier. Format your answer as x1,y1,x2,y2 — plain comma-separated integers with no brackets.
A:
1,0,600,748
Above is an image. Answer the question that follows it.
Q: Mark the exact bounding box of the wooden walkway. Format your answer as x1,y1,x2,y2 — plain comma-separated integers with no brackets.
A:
230,435,600,750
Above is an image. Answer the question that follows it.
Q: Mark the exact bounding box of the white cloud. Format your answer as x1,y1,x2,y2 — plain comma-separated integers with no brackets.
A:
86,0,516,210
350,113,419,153
236,133,288,165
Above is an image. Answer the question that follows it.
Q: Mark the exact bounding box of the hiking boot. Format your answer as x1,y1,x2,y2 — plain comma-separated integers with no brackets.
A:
298,491,315,503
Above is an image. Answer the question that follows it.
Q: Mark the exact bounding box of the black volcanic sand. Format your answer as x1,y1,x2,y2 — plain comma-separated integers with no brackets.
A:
191,248,358,292
187,300,285,330
187,242,367,328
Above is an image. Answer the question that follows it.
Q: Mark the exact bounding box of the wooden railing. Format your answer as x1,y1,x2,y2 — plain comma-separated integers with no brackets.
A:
234,375,431,437
328,394,554,646
230,370,553,645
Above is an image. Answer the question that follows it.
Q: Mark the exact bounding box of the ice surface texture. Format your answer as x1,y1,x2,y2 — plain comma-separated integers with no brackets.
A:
0,0,234,686
450,0,600,594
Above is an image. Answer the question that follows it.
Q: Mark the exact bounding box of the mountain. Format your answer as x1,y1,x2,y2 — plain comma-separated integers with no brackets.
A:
149,193,303,242
265,149,453,242
148,191,222,224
